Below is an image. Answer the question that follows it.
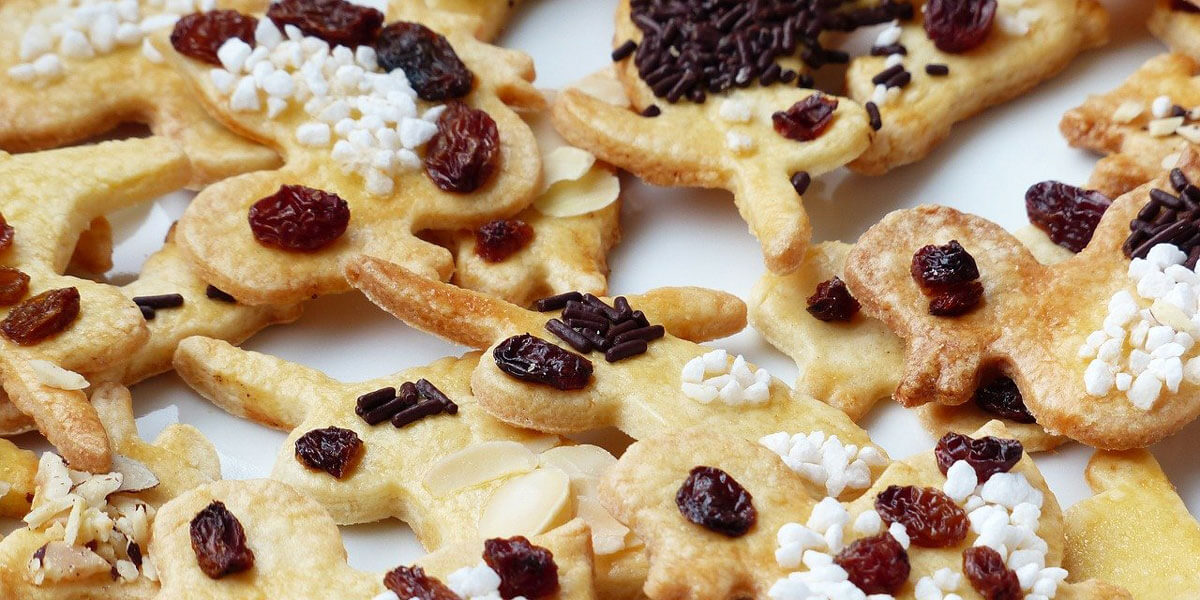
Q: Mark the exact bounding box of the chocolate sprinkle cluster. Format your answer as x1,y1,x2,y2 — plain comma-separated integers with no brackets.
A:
355,379,458,428
535,291,664,362
1123,167,1200,268
133,293,184,320
620,0,912,103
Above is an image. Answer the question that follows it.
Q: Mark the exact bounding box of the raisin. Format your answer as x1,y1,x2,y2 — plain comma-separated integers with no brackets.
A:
806,276,860,322
475,219,534,263
675,466,757,537
384,565,459,600
374,22,474,101
0,267,31,306
493,334,593,390
772,94,838,141
973,376,1036,424
1,287,80,346
248,185,350,252
928,280,983,316
935,432,1024,482
189,501,255,579
266,0,383,48
170,10,258,66
294,426,363,478
833,533,910,594
1025,181,1110,253
963,546,1023,600
483,537,560,599
923,0,998,53
874,485,968,548
1174,0,1200,12
0,213,13,252
424,102,501,194
911,240,979,291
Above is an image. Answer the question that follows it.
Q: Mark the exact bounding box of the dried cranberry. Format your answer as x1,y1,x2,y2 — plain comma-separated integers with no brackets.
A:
266,0,383,48
493,334,593,390
772,94,838,141
834,533,910,594
483,537,560,599
189,501,255,579
806,276,860,322
924,0,997,53
170,11,258,66
475,219,534,263
1,287,80,346
963,546,1023,600
0,267,30,306
374,22,474,101
874,485,968,548
294,426,363,478
928,281,983,316
384,565,459,600
675,466,757,537
935,432,1023,482
424,102,500,194
0,213,13,252
911,240,979,291
973,376,1036,424
248,185,350,252
1025,181,1110,253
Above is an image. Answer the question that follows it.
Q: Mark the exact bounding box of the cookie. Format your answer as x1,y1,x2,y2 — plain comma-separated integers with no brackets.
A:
1148,0,1200,62
0,437,37,519
0,383,219,599
601,421,1129,600
156,7,545,306
1060,53,1200,198
149,478,595,600
842,148,1200,449
1063,449,1200,598
844,0,1108,174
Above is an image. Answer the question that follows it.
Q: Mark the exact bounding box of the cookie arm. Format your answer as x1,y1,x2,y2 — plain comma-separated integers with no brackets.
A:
629,287,747,342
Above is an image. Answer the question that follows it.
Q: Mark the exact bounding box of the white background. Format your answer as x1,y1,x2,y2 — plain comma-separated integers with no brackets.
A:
8,0,1196,574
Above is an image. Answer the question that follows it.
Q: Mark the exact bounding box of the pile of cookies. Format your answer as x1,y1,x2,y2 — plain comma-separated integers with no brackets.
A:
0,0,1196,598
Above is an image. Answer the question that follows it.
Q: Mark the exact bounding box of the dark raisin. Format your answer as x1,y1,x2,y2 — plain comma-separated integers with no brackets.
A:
1025,181,1110,253
874,485,968,548
935,432,1024,482
675,466,757,537
963,546,1023,600
806,276,860,322
294,426,363,478
973,376,1036,424
189,501,255,579
374,22,474,101
266,0,383,48
0,213,13,252
923,0,998,53
475,219,534,263
1,287,80,346
384,565,459,600
928,281,983,316
170,10,258,66
0,267,31,306
911,240,980,291
248,185,350,252
772,94,838,141
493,334,593,390
833,533,910,594
483,537,560,599
424,102,500,194
1174,0,1200,12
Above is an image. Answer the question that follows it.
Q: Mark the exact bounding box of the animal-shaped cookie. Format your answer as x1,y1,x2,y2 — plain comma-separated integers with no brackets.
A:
149,478,596,600
157,5,545,306
843,0,1108,174
842,148,1200,449
1148,0,1200,62
1060,52,1200,197
601,421,1129,600
1063,449,1200,598
0,383,219,599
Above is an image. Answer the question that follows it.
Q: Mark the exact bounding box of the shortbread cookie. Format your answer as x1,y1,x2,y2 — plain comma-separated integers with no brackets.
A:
1064,449,1200,598
844,0,1108,174
150,478,595,600
1148,0,1200,62
843,148,1200,449
1060,53,1200,197
0,383,219,599
0,438,37,519
158,7,544,306
601,421,1129,600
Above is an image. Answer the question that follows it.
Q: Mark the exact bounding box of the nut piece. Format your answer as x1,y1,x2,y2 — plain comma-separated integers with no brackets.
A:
478,467,573,538
111,456,160,493
422,441,537,497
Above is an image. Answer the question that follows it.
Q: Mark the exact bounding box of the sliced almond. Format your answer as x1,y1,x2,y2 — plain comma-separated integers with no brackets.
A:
519,433,563,454
422,441,537,497
541,146,596,193
1111,100,1143,124
1149,116,1185,137
478,467,572,538
111,455,160,493
537,445,616,480
568,69,630,107
534,168,620,218
576,494,630,555
27,360,89,391
73,473,122,507
1151,298,1198,336
38,541,111,583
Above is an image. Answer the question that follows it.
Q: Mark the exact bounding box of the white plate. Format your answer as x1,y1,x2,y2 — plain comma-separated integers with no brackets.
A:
8,0,1197,576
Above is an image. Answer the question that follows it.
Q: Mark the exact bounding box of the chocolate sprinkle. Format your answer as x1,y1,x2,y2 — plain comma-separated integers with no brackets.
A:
925,63,949,76
865,101,882,131
612,39,637,61
533,291,582,312
205,285,237,303
641,104,662,117
790,171,812,195
870,43,907,56
139,305,156,321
